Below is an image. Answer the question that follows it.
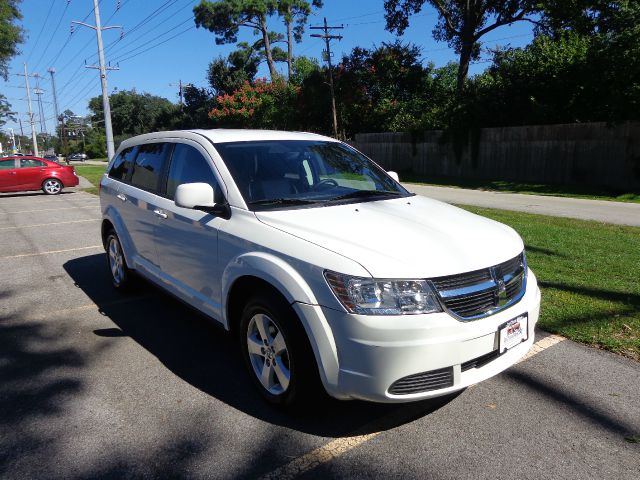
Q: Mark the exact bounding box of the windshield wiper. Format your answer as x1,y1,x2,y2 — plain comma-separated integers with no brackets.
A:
328,190,403,202
249,198,319,207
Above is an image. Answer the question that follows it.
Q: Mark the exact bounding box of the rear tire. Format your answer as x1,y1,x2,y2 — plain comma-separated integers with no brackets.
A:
105,230,133,291
42,178,62,195
239,291,323,408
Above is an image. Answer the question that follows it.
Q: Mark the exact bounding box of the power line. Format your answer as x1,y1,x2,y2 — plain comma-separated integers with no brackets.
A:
101,0,193,60
110,18,194,62
24,0,58,64
116,25,196,64
31,1,72,73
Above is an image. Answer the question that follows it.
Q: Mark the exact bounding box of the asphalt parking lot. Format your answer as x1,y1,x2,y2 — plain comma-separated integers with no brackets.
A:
1,190,638,479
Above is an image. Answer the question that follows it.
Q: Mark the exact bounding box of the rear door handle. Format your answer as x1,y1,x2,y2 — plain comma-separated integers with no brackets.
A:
9,171,16,175
153,209,168,219
116,193,126,202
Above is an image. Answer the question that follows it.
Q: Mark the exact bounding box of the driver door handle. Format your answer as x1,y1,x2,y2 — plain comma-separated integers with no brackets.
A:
116,193,126,202
153,209,168,219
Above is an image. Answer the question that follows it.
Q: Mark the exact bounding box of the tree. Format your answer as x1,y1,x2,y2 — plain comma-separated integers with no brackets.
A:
276,0,322,79
194,0,282,81
0,0,24,81
208,43,262,95
209,78,299,129
0,94,15,128
328,42,456,136
384,0,539,92
88,90,180,136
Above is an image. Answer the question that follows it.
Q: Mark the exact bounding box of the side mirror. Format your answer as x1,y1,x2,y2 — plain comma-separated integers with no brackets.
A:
175,182,215,209
387,171,400,182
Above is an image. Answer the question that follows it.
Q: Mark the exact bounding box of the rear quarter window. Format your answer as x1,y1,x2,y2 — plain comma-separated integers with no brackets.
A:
130,143,172,193
109,147,137,181
20,159,46,168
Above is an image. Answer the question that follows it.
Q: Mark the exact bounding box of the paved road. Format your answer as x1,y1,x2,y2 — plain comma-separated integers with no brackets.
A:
406,184,640,226
1,191,638,479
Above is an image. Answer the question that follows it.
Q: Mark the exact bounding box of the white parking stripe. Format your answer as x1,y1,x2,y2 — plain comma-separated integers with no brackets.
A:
258,333,567,480
30,294,159,320
0,245,103,260
516,334,565,364
0,205,99,215
0,218,101,230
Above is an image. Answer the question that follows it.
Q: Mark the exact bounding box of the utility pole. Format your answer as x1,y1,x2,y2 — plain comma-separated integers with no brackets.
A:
18,117,24,151
310,18,343,138
73,0,121,160
33,73,46,133
169,80,194,110
48,67,62,155
48,68,60,127
22,63,39,156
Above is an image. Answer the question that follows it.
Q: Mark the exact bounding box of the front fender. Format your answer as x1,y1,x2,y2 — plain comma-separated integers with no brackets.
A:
221,252,319,327
221,252,340,392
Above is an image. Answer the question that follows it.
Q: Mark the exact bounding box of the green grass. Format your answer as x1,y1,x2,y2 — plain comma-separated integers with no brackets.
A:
464,206,640,360
74,164,106,195
402,173,640,204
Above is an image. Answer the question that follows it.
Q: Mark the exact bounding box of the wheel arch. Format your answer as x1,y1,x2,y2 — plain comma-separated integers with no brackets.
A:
101,207,135,269
222,252,319,330
222,253,340,394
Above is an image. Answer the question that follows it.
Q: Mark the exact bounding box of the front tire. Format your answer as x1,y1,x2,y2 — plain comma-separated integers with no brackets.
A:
239,291,322,408
106,230,133,290
42,178,62,195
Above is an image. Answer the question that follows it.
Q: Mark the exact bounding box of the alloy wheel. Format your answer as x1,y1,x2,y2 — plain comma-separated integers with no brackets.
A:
43,179,62,194
246,313,291,395
108,237,124,285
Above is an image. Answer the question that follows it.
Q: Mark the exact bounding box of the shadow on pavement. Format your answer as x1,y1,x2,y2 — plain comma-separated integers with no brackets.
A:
63,253,459,438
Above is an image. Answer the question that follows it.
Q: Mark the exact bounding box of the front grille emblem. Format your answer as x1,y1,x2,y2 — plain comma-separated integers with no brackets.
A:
491,267,509,307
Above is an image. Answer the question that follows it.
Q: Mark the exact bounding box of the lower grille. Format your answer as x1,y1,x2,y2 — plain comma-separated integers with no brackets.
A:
461,350,500,372
388,367,454,395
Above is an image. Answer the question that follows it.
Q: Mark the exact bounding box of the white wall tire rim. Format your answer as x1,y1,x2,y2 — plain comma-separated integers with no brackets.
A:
247,313,291,395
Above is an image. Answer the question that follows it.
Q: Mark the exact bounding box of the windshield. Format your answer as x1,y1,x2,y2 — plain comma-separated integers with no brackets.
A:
214,140,411,210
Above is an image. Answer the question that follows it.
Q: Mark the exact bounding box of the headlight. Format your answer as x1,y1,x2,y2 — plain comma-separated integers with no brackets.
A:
324,271,442,315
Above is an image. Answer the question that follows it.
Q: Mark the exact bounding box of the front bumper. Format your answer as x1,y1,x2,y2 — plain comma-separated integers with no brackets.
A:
294,269,541,403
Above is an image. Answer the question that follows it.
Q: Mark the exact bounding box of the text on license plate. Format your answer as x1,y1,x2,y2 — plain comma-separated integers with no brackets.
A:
499,314,528,353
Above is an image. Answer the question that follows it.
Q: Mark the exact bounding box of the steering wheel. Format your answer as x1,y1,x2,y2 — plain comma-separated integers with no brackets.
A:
313,178,339,191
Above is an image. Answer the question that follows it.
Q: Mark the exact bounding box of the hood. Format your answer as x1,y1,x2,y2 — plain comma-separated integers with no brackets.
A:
255,195,524,279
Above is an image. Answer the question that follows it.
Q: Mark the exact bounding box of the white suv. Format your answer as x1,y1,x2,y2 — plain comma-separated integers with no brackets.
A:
100,129,541,407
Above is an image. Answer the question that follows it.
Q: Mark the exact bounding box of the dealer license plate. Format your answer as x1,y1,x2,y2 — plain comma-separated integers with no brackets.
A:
499,314,528,353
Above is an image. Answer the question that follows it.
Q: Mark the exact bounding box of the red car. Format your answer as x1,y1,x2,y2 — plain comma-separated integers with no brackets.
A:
0,156,79,195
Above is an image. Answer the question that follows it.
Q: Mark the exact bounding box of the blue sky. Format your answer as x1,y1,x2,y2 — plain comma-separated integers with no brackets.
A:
2,0,534,136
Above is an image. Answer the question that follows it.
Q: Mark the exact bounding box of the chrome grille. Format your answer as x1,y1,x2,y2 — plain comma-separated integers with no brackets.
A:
431,253,527,320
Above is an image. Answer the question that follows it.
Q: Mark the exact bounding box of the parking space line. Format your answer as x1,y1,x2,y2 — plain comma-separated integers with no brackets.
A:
0,245,103,260
30,294,159,320
0,205,99,215
0,219,101,231
516,334,565,364
258,333,567,480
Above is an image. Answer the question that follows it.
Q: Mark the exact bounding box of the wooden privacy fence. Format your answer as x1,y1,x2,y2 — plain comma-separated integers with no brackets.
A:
352,123,640,190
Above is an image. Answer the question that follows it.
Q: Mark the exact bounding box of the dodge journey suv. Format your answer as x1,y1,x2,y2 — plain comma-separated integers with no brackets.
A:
100,129,541,407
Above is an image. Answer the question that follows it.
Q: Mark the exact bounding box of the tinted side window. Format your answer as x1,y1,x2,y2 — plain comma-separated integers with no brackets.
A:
109,147,137,181
166,144,222,202
0,160,15,170
20,159,46,168
130,143,171,193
